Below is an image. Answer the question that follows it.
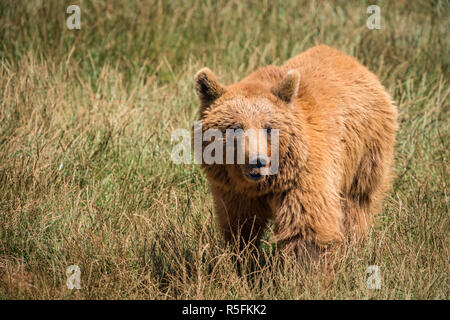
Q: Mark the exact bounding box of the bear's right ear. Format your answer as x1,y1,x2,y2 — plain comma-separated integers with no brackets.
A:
194,68,225,106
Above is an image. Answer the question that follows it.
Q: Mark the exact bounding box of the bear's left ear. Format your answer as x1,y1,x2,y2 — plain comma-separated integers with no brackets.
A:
194,67,225,106
271,69,300,103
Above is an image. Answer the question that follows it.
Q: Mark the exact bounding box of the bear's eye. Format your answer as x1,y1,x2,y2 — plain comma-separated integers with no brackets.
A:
223,124,243,136
265,125,272,135
228,124,243,131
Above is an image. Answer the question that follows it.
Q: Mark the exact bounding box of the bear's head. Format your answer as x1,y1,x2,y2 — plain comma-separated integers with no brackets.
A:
194,67,309,196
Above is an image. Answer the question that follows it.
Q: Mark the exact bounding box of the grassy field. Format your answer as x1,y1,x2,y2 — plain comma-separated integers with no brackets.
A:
0,0,448,299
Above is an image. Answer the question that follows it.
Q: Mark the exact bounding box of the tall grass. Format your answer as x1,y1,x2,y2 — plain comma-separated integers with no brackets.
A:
0,0,448,299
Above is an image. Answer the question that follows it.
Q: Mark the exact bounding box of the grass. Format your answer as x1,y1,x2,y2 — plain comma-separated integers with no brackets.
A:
0,0,448,299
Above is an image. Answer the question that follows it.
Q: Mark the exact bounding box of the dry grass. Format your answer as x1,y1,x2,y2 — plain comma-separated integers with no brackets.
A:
0,0,448,299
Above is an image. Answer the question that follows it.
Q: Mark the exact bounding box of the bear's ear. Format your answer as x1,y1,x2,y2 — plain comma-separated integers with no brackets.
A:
271,69,300,103
194,68,225,105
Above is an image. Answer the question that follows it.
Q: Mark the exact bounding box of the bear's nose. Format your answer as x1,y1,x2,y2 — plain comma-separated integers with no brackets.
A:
249,155,268,169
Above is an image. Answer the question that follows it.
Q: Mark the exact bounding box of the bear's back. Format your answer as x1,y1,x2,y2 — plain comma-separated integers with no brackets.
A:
283,45,394,114
284,45,398,195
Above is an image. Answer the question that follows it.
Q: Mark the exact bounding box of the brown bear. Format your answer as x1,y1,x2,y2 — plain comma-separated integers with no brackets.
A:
194,45,398,260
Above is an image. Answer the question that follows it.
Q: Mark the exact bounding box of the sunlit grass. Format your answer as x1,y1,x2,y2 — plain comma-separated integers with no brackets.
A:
0,0,448,299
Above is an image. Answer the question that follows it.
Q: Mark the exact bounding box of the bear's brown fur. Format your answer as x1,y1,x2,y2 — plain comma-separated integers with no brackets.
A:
194,45,398,259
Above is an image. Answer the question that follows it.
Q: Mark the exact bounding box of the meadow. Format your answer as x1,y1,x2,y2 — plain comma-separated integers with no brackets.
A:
0,0,448,299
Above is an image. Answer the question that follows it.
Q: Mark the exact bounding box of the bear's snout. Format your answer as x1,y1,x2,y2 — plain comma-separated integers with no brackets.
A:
249,155,268,169
244,154,270,181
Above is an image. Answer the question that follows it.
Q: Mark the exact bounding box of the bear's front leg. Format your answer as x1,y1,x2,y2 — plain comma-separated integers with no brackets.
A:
210,186,270,253
273,189,344,261
211,188,272,276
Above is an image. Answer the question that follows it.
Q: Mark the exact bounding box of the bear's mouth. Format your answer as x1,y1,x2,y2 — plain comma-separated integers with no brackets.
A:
245,172,264,181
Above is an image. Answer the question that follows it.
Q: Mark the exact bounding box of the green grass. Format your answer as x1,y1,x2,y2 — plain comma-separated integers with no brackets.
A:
0,0,448,299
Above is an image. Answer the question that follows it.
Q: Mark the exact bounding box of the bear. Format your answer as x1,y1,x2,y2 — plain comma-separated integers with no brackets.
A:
193,45,398,260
